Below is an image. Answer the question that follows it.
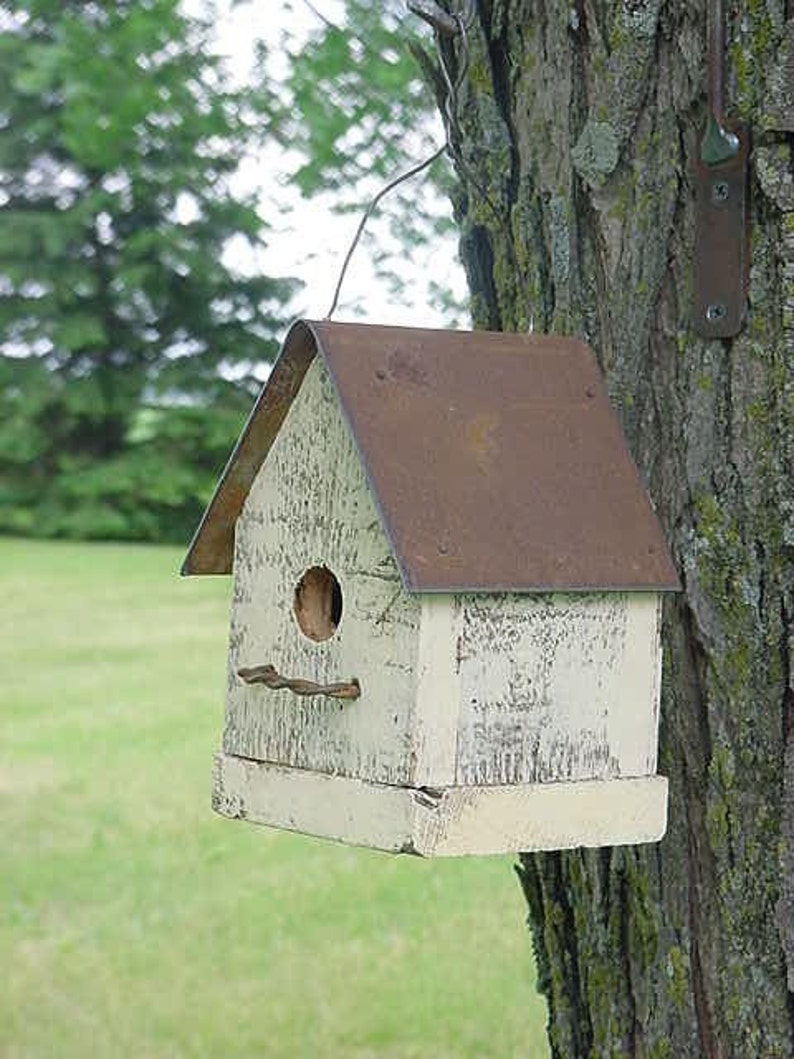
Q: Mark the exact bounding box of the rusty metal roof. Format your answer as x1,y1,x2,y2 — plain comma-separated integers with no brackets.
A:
182,319,680,592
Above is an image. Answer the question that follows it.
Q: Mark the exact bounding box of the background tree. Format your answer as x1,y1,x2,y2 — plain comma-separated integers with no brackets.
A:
422,1,794,1053
270,0,464,318
0,0,293,541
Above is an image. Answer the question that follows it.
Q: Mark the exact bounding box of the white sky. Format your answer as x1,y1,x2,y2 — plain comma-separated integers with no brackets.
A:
189,0,468,328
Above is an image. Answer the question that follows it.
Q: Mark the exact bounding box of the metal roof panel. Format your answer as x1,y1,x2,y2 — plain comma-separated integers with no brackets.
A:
182,319,680,591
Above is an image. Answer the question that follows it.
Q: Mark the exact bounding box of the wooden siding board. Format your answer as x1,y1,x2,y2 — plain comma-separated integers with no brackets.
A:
411,774,669,856
213,753,414,852
412,595,460,787
454,592,660,785
213,752,669,856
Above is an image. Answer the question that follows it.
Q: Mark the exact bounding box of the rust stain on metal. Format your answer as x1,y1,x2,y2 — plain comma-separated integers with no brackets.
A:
183,319,680,592
386,347,429,387
465,411,500,474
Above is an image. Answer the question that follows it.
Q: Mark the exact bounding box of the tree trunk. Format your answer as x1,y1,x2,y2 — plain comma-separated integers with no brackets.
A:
442,2,794,1054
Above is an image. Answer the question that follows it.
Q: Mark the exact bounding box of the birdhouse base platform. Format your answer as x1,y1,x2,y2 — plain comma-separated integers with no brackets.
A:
212,752,668,857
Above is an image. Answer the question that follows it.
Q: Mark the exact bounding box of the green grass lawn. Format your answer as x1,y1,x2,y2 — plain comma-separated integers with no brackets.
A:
0,538,549,1058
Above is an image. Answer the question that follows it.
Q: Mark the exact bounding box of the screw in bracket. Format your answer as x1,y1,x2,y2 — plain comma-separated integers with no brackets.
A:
706,302,727,322
711,180,730,203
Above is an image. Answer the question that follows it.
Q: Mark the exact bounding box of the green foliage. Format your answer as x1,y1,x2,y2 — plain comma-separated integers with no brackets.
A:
0,0,294,541
272,1,460,302
0,352,250,540
276,3,436,193
1,0,464,543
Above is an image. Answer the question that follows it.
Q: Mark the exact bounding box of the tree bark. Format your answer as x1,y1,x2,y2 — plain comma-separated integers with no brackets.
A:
442,2,794,1054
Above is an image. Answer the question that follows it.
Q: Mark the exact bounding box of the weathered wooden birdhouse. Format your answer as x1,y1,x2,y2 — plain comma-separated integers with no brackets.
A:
183,320,679,856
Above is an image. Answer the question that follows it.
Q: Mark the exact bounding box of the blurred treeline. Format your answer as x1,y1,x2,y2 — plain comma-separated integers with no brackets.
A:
0,0,452,543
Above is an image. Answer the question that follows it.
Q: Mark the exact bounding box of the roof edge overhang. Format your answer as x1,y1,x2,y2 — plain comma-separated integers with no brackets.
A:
181,318,319,576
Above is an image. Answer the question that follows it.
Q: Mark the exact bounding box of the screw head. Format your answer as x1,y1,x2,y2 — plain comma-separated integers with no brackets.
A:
711,180,730,203
706,302,727,322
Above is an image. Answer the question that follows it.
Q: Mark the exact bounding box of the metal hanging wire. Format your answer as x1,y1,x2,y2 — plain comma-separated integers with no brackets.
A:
326,0,532,329
325,146,446,320
325,2,470,319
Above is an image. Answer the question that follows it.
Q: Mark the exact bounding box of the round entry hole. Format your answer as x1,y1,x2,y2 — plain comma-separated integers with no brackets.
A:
293,565,343,642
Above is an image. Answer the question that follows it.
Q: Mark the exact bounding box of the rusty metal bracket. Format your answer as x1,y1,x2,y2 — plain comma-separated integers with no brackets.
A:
238,664,361,702
693,126,749,338
693,0,750,339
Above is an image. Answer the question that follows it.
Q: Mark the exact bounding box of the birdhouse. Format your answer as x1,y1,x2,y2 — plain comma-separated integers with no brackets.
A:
182,320,679,856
